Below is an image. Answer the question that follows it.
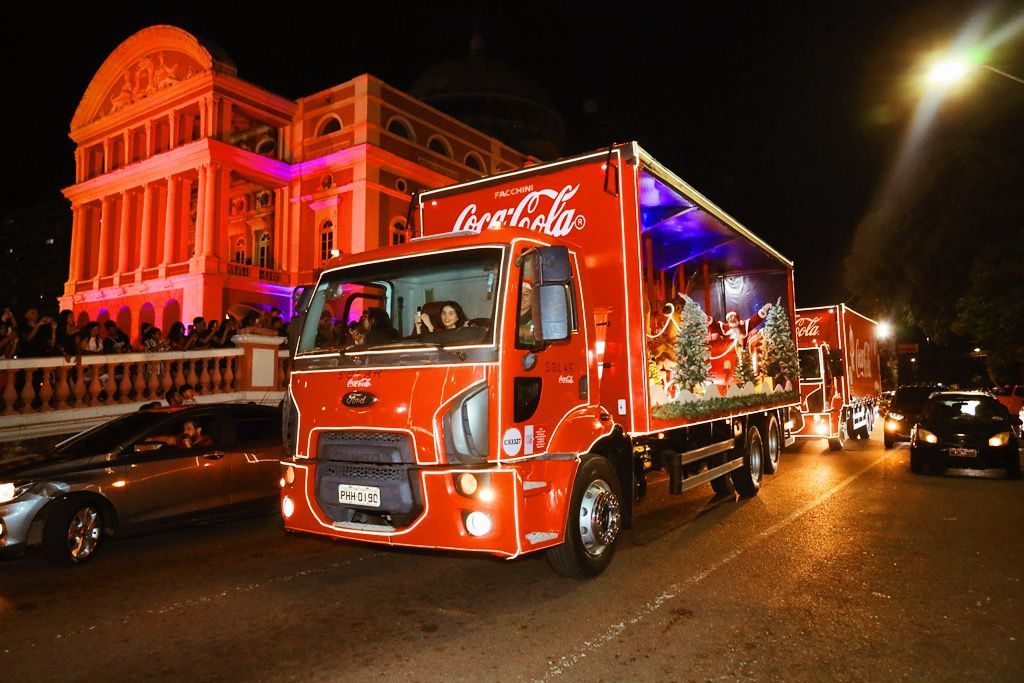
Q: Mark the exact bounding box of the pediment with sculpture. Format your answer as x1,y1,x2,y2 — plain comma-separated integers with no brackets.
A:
101,51,202,120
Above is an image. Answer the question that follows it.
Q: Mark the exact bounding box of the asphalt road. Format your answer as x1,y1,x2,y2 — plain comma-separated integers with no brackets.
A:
2,430,1022,682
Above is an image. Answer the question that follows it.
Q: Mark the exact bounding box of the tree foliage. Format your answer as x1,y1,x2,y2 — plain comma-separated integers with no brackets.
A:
673,296,711,391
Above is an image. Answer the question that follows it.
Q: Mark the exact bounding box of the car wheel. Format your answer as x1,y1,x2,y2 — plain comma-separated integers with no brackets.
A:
884,435,894,449
546,456,623,578
909,450,926,475
762,415,782,475
731,426,763,497
1006,453,1021,480
42,497,105,565
828,420,847,451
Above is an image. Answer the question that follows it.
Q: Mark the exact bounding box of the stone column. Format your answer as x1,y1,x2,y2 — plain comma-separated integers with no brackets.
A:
145,121,154,158
202,164,218,257
194,165,208,260
117,190,133,274
162,176,178,266
102,140,110,174
97,195,112,276
273,187,285,271
221,100,233,141
168,112,177,150
138,183,155,270
67,204,82,284
123,131,132,166
74,148,82,183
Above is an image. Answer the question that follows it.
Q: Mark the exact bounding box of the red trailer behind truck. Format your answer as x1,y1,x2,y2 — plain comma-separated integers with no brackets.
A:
281,143,801,576
794,305,882,450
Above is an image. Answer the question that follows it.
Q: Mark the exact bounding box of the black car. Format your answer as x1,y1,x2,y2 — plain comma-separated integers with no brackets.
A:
909,391,1022,478
883,384,944,448
1,404,284,564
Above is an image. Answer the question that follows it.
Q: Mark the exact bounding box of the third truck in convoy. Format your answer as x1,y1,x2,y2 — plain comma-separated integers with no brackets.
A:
793,305,882,450
280,143,802,576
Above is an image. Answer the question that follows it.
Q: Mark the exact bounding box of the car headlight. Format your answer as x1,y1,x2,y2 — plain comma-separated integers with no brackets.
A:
988,432,1012,448
0,481,33,504
916,427,939,444
888,412,904,421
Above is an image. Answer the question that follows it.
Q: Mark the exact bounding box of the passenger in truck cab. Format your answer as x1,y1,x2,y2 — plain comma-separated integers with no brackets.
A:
360,308,400,346
517,280,536,346
414,301,468,334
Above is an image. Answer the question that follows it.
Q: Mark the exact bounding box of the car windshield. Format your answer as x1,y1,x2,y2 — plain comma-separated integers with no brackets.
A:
892,386,941,409
799,349,822,381
296,247,503,363
54,412,168,456
921,396,1008,423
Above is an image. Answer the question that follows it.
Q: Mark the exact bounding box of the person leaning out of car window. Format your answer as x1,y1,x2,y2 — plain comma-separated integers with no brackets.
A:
151,419,214,450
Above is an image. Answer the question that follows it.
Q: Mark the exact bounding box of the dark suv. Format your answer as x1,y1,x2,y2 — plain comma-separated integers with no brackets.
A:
884,384,944,448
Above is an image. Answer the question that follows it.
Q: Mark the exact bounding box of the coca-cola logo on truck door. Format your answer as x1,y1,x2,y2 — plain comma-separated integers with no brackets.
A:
451,184,587,236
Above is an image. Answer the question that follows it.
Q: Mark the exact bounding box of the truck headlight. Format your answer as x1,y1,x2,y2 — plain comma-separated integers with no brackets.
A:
0,481,33,504
443,385,489,464
916,427,938,444
988,432,1012,447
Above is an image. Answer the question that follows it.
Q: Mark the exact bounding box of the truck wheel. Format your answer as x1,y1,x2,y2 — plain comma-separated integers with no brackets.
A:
762,415,782,475
828,419,847,451
883,434,894,449
709,470,735,496
42,497,105,565
730,426,763,497
546,456,623,578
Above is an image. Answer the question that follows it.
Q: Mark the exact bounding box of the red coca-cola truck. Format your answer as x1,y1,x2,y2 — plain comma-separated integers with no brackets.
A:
280,143,801,576
793,305,882,450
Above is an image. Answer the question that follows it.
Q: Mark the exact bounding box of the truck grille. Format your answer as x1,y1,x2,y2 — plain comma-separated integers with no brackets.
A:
317,430,414,464
314,461,423,527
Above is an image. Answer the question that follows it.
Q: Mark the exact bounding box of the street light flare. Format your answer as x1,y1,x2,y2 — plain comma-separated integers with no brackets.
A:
926,58,970,85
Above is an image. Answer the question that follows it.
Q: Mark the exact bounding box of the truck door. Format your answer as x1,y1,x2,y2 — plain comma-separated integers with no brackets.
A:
503,246,589,459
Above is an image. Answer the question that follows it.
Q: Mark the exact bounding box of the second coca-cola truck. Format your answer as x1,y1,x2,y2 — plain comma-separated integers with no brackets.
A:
793,305,882,450
280,143,801,577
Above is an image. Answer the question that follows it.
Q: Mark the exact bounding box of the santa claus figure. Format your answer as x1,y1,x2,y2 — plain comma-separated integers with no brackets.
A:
709,303,772,386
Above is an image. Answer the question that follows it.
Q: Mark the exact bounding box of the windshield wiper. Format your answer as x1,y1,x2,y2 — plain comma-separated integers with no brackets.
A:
343,341,467,361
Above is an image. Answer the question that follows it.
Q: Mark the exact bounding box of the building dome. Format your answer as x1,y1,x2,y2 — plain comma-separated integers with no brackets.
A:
410,37,564,160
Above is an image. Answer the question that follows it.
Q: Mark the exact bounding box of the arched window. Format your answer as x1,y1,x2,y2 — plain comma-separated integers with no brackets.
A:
386,117,414,141
256,233,271,269
465,152,486,173
320,221,335,263
427,135,452,158
255,138,276,156
390,219,412,246
233,237,246,264
317,115,343,136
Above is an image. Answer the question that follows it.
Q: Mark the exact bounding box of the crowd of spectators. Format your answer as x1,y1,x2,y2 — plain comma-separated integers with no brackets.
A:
0,306,288,360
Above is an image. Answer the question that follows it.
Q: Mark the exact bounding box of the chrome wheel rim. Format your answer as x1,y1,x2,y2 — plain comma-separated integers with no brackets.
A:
578,479,621,557
767,424,781,468
750,436,763,484
67,505,101,562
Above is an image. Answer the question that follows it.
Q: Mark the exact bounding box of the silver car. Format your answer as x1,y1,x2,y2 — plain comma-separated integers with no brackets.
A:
0,404,283,565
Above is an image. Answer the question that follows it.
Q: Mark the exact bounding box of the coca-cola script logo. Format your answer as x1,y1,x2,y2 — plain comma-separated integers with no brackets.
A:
346,377,373,388
452,184,587,236
342,391,377,408
796,317,822,339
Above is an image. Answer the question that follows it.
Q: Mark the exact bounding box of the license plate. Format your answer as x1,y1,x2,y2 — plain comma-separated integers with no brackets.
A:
338,484,381,508
948,448,977,458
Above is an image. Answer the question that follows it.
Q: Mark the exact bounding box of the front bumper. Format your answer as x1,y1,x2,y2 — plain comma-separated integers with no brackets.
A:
911,443,1021,469
280,461,562,558
794,412,839,439
0,494,47,552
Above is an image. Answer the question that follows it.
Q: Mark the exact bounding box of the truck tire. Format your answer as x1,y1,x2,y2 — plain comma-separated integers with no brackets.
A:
762,415,782,475
42,496,105,565
546,456,623,578
883,434,895,449
828,415,847,451
709,470,735,496
730,426,763,497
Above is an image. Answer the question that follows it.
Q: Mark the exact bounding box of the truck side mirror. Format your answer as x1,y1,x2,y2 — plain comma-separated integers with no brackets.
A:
828,349,844,377
537,284,571,342
537,246,571,284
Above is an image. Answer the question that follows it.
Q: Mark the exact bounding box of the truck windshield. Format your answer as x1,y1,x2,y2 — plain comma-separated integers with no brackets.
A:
799,349,822,381
296,247,503,361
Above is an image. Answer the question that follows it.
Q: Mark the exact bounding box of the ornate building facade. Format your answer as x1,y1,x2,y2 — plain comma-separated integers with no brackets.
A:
61,25,532,334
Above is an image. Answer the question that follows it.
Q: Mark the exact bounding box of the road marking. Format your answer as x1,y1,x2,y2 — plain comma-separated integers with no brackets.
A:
540,455,887,680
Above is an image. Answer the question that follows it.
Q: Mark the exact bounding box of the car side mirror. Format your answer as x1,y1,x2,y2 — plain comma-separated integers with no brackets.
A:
134,442,164,454
537,284,571,342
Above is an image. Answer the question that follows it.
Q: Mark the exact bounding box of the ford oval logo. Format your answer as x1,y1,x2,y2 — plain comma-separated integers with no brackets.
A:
342,391,377,408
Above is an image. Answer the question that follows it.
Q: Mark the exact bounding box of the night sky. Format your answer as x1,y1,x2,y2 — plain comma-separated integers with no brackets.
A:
2,1,1009,309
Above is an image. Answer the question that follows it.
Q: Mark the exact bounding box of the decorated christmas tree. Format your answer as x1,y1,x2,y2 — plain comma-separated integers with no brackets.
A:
762,298,799,386
735,346,756,386
673,296,711,392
